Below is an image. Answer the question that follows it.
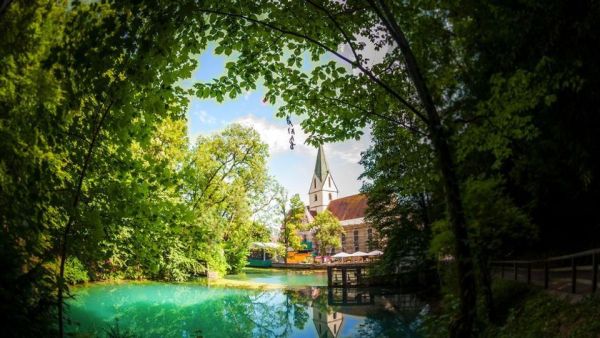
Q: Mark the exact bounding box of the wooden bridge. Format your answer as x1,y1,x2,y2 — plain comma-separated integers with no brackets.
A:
326,263,373,288
492,248,599,295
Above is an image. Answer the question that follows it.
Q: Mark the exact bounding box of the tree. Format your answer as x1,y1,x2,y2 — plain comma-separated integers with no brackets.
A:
360,121,439,274
278,194,305,263
250,222,272,243
251,175,286,233
49,2,204,333
312,210,344,256
2,0,206,334
0,2,67,335
185,124,269,274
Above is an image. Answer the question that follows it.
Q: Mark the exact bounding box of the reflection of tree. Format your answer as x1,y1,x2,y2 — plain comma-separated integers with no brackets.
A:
68,287,313,337
67,285,423,338
235,290,311,337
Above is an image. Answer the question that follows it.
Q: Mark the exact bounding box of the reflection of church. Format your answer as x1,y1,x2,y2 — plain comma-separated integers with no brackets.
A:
299,146,381,255
312,307,343,338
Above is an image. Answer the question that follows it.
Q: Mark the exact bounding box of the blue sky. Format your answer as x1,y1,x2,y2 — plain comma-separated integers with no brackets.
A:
184,47,372,204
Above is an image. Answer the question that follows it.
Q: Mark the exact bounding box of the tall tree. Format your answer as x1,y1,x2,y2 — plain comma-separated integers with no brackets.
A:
185,124,269,273
0,2,67,335
360,121,439,274
311,210,344,256
278,194,306,263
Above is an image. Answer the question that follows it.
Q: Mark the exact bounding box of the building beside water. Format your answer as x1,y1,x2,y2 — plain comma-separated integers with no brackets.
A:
297,146,381,255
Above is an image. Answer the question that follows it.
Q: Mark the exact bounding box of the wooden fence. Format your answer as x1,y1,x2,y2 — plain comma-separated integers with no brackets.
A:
492,248,599,294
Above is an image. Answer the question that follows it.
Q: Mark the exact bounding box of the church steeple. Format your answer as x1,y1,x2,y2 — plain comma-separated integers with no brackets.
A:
314,145,330,182
308,145,338,212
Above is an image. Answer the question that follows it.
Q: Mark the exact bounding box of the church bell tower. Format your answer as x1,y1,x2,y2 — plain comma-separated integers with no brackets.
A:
308,145,338,212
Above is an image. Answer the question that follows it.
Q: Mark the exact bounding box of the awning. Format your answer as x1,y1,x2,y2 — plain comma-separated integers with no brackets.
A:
251,242,281,249
350,251,368,257
367,250,384,256
332,252,351,258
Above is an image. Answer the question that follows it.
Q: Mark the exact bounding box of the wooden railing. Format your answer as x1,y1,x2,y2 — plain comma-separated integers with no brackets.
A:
492,248,599,294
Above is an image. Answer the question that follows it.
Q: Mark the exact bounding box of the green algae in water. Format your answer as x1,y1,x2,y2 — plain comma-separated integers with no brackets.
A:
67,281,425,337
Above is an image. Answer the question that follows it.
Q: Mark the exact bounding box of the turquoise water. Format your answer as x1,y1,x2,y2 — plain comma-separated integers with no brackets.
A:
222,268,328,287
66,270,425,337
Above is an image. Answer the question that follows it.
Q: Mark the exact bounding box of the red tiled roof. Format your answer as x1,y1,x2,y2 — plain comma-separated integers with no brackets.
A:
326,194,368,221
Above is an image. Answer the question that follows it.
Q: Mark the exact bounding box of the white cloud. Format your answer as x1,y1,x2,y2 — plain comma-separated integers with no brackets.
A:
234,114,372,201
235,114,313,156
235,114,372,164
192,109,216,124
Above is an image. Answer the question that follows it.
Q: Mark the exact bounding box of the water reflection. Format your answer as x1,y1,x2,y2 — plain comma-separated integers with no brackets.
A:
66,283,425,337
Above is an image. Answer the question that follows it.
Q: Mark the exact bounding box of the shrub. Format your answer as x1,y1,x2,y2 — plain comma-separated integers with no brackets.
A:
64,257,89,284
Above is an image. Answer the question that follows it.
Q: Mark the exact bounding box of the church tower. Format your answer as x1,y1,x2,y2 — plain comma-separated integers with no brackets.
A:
308,145,338,212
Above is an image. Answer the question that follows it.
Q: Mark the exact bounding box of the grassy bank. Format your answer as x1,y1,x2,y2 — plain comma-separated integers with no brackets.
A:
422,280,600,337
486,280,600,337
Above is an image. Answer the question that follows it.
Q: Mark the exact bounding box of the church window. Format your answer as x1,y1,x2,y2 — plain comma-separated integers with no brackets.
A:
314,194,318,201
334,324,337,334
328,177,331,187
333,312,337,319
329,193,332,200
314,178,316,188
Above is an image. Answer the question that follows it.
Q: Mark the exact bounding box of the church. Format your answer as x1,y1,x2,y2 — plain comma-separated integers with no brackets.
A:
298,146,380,255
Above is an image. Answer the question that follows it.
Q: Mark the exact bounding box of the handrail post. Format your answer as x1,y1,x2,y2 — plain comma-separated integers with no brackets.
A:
514,262,518,281
571,257,576,294
593,253,598,293
544,261,549,289
527,263,532,284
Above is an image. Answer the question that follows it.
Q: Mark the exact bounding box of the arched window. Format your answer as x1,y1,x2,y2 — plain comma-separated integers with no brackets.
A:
314,194,318,201
328,177,331,187
313,178,316,188
329,193,332,200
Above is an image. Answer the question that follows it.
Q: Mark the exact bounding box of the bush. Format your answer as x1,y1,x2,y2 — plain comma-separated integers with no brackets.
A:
64,257,89,284
491,281,600,337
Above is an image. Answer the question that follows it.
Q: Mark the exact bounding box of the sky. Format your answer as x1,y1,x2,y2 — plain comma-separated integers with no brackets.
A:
184,47,372,204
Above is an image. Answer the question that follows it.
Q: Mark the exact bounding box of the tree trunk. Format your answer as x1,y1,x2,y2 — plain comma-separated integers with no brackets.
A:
0,0,13,18
371,1,477,336
284,224,288,264
57,100,112,337
428,123,477,337
477,252,495,321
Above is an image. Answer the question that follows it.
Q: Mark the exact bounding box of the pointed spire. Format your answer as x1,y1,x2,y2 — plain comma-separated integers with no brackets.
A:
313,145,330,182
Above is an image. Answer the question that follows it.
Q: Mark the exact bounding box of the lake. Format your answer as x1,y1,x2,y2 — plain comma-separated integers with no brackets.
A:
66,269,427,337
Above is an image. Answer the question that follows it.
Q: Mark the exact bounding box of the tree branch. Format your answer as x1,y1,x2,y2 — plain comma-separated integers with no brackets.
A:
193,6,427,122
